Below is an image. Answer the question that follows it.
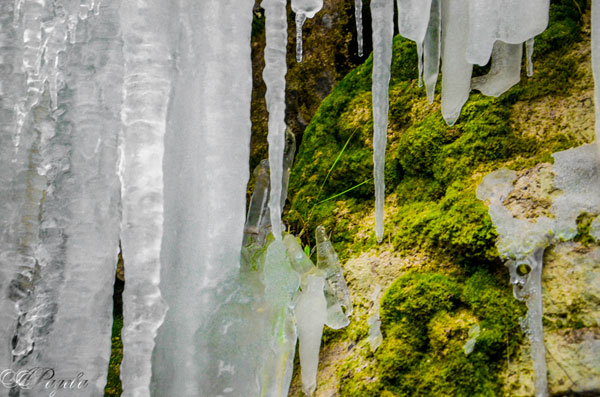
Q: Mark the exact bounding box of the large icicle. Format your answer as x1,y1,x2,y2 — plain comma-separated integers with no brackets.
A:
291,0,324,62
0,2,123,395
119,0,170,395
263,0,288,241
440,0,472,126
371,0,394,243
466,0,549,65
151,0,255,395
423,0,441,103
471,41,522,97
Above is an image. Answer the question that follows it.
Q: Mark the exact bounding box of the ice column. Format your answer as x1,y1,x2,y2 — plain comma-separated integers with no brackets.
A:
263,0,288,241
119,1,170,395
292,0,324,62
441,0,472,126
371,0,394,243
0,2,123,395
151,0,254,395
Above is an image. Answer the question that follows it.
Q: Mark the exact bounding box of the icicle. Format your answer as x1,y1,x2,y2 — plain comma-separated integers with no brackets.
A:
593,0,600,149
367,285,383,351
295,271,328,396
263,0,288,241
526,38,535,77
395,0,432,86
243,160,271,246
371,0,393,243
119,0,170,395
355,0,364,57
291,0,324,63
440,0,472,126
296,13,307,63
316,226,353,317
471,41,522,97
423,0,441,103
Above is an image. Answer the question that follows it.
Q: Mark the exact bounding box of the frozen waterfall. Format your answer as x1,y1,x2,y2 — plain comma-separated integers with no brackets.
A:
0,0,596,396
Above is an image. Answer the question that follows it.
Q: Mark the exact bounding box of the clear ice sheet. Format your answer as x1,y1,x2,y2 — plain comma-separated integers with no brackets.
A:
370,0,394,243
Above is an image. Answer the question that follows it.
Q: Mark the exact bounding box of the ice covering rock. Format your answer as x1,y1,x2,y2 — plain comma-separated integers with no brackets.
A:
295,271,328,396
463,324,481,355
478,144,600,397
367,285,383,351
471,41,522,97
263,0,288,241
292,0,324,62
441,0,473,126
355,0,364,57
371,0,394,242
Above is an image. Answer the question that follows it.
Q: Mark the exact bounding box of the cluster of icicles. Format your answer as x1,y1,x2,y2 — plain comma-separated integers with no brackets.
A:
0,0,596,396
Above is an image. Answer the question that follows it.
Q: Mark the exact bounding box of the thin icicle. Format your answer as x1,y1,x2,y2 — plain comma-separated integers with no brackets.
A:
296,13,307,62
355,0,364,57
292,0,323,63
526,38,535,77
423,0,441,103
395,0,432,87
263,0,288,240
371,0,393,243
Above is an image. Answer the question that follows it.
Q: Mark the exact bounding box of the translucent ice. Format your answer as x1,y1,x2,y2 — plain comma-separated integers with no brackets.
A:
423,0,441,103
466,0,549,66
295,271,328,396
441,0,473,126
371,0,394,242
316,226,353,317
355,0,364,57
367,285,383,351
292,0,324,62
471,41,522,97
263,0,288,241
526,38,535,77
119,1,170,394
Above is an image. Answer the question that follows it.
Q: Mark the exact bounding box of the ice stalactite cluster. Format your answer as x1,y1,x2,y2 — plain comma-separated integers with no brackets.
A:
368,0,550,241
478,144,600,397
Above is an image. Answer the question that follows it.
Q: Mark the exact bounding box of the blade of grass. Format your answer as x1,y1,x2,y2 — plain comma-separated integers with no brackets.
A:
316,179,371,204
318,128,359,194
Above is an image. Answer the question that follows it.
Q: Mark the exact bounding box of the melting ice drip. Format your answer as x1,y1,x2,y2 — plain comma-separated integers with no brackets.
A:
367,0,550,241
477,144,600,397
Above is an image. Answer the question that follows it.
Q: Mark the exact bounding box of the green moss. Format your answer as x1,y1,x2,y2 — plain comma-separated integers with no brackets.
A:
104,313,123,396
340,270,525,396
574,212,597,246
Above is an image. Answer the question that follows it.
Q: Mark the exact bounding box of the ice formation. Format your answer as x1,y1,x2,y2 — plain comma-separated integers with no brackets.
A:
292,0,324,62
371,0,394,243
478,144,600,397
355,0,364,57
0,0,595,396
367,285,383,351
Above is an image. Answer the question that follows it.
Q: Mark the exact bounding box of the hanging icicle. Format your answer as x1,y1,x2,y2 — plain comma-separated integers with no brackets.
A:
371,0,394,243
355,0,364,57
292,0,324,62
